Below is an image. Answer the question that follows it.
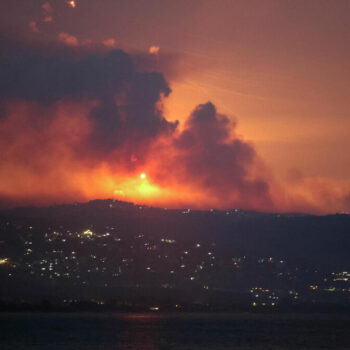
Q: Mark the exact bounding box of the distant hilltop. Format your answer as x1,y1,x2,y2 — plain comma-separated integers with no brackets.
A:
0,198,350,311
0,199,349,268
0,198,316,218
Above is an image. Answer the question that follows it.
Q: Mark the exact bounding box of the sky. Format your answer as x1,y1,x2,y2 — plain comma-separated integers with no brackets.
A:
0,0,349,213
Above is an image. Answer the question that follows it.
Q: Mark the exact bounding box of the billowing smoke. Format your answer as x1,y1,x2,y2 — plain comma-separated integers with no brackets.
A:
177,103,272,208
0,49,176,157
0,41,346,213
0,50,132,103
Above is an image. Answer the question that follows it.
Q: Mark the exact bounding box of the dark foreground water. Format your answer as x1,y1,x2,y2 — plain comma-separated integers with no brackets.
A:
0,313,350,350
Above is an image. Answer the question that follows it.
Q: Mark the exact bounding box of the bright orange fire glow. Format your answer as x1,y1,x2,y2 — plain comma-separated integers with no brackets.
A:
68,1,76,9
0,99,349,214
0,1,349,215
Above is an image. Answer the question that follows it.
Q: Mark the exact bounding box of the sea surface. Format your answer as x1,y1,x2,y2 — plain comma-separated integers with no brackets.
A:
0,312,350,349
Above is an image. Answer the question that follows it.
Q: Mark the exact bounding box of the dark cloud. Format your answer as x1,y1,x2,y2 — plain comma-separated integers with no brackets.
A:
173,102,273,209
0,47,177,154
0,49,133,103
125,72,174,135
0,40,273,211
87,68,177,154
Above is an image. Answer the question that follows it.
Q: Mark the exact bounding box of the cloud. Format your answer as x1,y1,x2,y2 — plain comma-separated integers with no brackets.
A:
0,49,129,104
0,41,345,213
0,42,271,210
58,32,79,47
0,47,177,160
276,175,350,214
150,102,273,210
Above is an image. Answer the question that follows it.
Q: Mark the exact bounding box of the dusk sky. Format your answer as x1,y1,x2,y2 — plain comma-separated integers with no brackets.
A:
0,0,349,213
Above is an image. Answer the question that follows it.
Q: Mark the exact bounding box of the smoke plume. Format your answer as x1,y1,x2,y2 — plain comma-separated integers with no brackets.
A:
1,40,347,213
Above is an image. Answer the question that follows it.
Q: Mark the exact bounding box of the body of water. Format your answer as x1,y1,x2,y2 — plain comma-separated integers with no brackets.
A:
0,313,349,349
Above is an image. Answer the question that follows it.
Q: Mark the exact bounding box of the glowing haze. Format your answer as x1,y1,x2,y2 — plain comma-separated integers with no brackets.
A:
0,0,349,213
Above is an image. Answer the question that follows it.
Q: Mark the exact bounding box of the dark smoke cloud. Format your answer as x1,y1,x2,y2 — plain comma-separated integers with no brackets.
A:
172,102,273,209
0,47,177,155
88,70,176,153
0,50,132,103
0,40,274,210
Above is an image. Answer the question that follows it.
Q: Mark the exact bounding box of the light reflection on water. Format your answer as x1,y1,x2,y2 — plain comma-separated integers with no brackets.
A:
0,313,350,349
120,314,163,350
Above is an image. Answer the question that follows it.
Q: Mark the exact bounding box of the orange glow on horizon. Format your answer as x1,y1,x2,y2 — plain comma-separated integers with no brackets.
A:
0,100,349,215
